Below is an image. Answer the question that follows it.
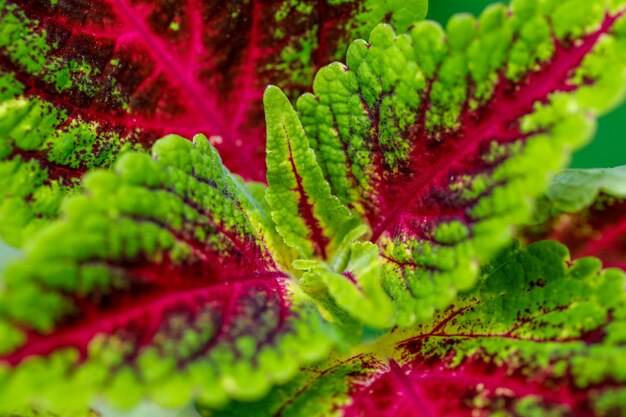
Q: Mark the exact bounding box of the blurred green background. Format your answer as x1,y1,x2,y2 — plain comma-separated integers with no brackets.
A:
0,1,624,268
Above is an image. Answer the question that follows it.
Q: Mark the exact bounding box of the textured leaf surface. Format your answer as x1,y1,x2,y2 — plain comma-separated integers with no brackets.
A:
297,0,626,326
523,166,626,270
0,0,427,247
264,86,353,260
263,86,393,330
212,241,626,417
0,135,332,413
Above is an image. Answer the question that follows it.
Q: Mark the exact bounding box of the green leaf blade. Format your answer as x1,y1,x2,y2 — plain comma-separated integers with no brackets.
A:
522,166,626,270
297,0,626,326
212,241,626,417
264,86,353,260
0,134,333,414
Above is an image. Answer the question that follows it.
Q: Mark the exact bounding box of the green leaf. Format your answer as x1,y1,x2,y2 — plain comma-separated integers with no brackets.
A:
523,166,626,270
0,0,429,248
0,135,332,414
295,0,626,326
296,241,395,330
264,86,354,260
543,167,626,212
210,241,626,417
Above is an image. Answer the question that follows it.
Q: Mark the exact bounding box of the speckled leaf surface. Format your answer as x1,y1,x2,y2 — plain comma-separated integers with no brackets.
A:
0,135,332,414
523,166,626,270
297,0,626,326
2,1,626,416
263,85,394,331
212,241,626,417
264,86,354,260
0,0,428,247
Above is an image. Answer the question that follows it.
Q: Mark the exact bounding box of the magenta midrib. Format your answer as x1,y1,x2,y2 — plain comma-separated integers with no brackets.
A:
283,120,330,258
110,0,227,136
3,273,285,365
185,0,203,69
371,13,620,242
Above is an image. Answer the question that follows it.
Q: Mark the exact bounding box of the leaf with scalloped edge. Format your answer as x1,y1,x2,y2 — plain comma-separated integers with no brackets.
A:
0,134,334,415
264,86,394,330
523,166,626,270
0,0,427,247
209,240,626,417
264,86,355,260
296,0,626,327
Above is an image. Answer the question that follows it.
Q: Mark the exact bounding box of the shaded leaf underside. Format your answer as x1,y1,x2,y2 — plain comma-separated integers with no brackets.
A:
215,241,626,417
0,0,427,246
523,167,626,270
296,0,626,325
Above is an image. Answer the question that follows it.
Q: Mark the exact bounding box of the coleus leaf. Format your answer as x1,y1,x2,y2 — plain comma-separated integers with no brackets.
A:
0,135,333,413
263,86,354,260
212,241,626,417
264,86,394,330
295,0,626,326
294,240,396,331
522,166,626,270
0,0,427,247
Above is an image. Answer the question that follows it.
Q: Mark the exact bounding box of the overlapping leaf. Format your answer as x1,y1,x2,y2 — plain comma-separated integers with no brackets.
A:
2,1,626,416
0,135,332,414
212,241,626,417
0,0,427,247
296,0,626,326
523,166,626,270
264,86,354,260
264,86,394,331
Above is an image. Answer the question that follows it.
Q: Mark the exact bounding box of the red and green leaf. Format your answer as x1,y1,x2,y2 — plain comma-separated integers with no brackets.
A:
212,241,626,417
263,86,354,261
0,0,427,247
523,166,626,270
296,0,626,326
3,1,626,415
263,87,394,330
0,135,333,414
